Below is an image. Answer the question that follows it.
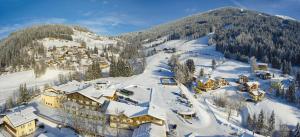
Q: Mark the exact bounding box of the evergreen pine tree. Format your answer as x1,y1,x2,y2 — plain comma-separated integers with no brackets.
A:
185,59,195,73
18,83,30,103
296,71,300,86
294,122,300,137
247,114,253,130
252,114,257,133
286,82,296,103
268,110,275,136
5,97,14,109
199,68,204,77
212,59,217,70
257,110,265,134
85,61,101,81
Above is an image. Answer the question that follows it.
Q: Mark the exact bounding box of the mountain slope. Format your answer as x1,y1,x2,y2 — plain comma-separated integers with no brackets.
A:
121,7,300,69
0,24,74,70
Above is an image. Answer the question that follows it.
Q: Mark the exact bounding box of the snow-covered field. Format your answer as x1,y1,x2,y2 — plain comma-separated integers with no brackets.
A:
39,29,118,49
0,69,68,105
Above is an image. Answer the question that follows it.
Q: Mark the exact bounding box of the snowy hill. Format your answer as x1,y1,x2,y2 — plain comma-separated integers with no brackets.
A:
275,15,296,21
38,29,118,49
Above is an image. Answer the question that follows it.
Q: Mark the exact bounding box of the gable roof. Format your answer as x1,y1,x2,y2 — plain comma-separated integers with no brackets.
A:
132,123,166,137
5,106,37,127
105,101,166,121
70,84,116,104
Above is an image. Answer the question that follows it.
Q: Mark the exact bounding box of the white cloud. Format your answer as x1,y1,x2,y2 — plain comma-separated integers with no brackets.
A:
185,8,197,13
230,0,246,9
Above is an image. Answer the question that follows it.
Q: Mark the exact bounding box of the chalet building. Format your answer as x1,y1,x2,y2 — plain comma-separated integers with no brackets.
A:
132,123,167,137
105,101,166,129
249,90,265,102
197,78,215,91
238,74,249,84
2,106,37,137
256,63,268,71
214,77,229,88
239,82,259,92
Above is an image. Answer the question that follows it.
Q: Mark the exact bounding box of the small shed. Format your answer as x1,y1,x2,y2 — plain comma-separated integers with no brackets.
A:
160,77,177,86
177,109,196,119
238,74,249,84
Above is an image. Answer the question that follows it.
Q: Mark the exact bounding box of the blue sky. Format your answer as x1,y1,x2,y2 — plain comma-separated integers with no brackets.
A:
0,0,300,39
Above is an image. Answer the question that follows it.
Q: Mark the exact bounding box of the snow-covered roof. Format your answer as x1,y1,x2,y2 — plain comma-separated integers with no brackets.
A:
105,101,166,121
239,74,248,77
250,90,265,96
38,133,56,137
53,80,89,93
177,109,196,115
246,81,259,86
257,63,268,66
5,106,37,127
42,90,62,97
132,123,166,137
199,78,213,83
120,85,152,104
74,84,116,103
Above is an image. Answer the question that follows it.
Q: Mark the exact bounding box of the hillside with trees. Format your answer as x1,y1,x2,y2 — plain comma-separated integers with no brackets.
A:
0,24,73,72
121,7,300,70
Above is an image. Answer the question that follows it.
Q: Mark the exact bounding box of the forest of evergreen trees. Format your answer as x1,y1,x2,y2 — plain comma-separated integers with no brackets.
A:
121,7,300,70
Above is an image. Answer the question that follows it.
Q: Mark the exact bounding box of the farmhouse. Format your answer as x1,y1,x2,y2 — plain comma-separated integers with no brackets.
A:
239,81,259,92
249,90,265,102
197,78,215,91
105,101,166,129
2,106,37,137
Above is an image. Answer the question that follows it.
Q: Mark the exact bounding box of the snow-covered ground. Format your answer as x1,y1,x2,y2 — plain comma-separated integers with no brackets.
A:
0,69,68,105
39,29,118,49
